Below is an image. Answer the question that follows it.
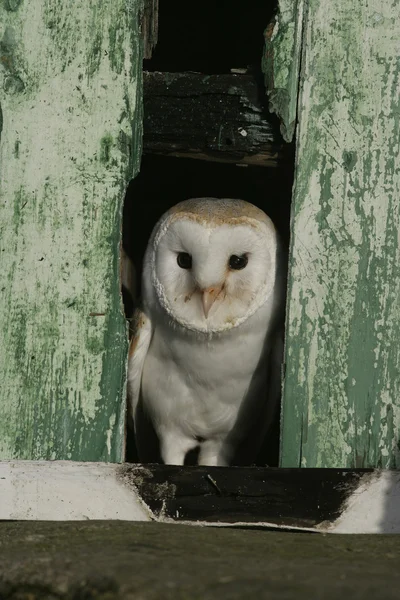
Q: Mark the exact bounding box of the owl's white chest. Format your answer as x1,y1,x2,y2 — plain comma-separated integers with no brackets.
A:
141,305,272,443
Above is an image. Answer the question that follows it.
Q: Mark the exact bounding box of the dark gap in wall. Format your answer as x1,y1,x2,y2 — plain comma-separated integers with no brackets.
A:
144,0,276,75
123,0,294,467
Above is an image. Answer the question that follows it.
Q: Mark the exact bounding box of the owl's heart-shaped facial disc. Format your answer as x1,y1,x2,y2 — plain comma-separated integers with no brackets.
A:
145,198,278,333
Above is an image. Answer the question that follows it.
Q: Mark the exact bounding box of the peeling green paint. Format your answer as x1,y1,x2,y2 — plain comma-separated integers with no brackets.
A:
262,0,305,141
281,0,400,468
100,134,114,164
4,0,22,11
0,0,143,461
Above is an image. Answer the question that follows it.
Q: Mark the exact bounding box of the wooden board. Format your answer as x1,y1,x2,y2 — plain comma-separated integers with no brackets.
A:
0,1,142,460
1,461,400,533
278,0,400,467
262,0,305,141
128,464,370,527
142,0,158,59
143,71,284,166
0,461,151,521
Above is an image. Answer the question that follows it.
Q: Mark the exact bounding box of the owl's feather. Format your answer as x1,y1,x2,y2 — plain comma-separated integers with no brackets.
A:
127,307,152,419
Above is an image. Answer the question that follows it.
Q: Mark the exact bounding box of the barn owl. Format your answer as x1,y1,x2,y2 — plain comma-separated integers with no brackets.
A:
128,198,284,466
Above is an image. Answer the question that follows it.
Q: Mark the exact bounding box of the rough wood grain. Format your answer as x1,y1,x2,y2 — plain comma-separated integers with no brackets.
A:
142,0,158,60
281,0,400,467
128,464,368,526
262,0,305,141
143,71,283,166
0,0,142,460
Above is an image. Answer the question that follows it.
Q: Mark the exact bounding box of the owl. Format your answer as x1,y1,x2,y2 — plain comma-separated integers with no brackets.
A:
128,198,284,466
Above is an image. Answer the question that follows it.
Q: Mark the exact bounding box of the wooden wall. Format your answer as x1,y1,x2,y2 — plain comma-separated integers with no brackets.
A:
0,0,143,461
266,0,400,467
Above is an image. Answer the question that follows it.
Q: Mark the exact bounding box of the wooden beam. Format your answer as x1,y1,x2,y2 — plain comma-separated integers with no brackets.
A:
127,464,400,533
143,71,284,167
0,0,142,460
1,461,400,533
129,464,368,526
262,0,305,142
278,0,400,467
0,461,151,521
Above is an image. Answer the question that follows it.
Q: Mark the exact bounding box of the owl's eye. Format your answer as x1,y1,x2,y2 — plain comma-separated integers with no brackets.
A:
229,254,248,270
177,252,192,269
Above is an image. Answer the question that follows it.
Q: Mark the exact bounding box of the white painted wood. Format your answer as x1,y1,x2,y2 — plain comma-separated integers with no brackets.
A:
0,461,151,521
329,471,400,534
1,461,399,533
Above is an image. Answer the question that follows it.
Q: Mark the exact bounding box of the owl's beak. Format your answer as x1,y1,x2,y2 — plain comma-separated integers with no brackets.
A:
201,285,223,318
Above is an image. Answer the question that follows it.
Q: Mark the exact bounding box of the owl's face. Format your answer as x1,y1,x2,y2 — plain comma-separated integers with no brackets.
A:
145,199,278,333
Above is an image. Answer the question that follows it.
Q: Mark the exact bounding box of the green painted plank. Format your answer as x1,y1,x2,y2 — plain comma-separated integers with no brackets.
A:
262,0,305,142
0,0,143,460
282,0,400,468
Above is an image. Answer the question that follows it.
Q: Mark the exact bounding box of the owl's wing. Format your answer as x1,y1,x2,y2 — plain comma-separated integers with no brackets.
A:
121,248,137,319
127,307,152,419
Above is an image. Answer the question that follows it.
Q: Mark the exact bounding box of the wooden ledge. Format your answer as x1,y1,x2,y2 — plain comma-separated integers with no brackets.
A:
1,461,400,533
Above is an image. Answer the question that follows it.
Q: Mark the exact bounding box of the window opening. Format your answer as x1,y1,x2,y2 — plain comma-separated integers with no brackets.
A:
123,0,294,466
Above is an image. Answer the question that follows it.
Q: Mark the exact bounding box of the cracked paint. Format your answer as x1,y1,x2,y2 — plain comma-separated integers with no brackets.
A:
281,0,400,468
0,0,143,461
262,0,306,141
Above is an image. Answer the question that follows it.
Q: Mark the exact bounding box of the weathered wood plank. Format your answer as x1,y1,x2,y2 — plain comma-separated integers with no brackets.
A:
281,0,400,467
128,464,369,526
262,0,305,141
0,1,142,460
1,461,400,532
143,71,283,166
142,0,158,60
0,461,151,521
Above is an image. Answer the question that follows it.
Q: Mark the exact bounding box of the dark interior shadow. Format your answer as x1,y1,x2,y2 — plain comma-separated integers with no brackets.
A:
144,0,278,75
124,0,294,466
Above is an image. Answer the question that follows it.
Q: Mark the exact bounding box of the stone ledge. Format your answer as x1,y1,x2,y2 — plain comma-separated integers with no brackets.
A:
0,521,399,599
